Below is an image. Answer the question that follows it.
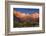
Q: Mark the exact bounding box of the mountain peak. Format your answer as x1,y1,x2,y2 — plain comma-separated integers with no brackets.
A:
14,11,39,22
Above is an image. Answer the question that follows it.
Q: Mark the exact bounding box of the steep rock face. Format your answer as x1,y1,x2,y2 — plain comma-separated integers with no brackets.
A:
13,12,39,22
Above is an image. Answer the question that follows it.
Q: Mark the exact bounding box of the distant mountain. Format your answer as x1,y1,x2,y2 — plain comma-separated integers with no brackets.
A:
13,11,39,22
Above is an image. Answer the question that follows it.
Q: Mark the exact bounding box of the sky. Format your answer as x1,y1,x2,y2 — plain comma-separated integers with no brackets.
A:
14,8,39,14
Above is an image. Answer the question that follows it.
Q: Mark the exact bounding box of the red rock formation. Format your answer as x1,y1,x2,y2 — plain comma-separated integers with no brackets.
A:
13,11,39,22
